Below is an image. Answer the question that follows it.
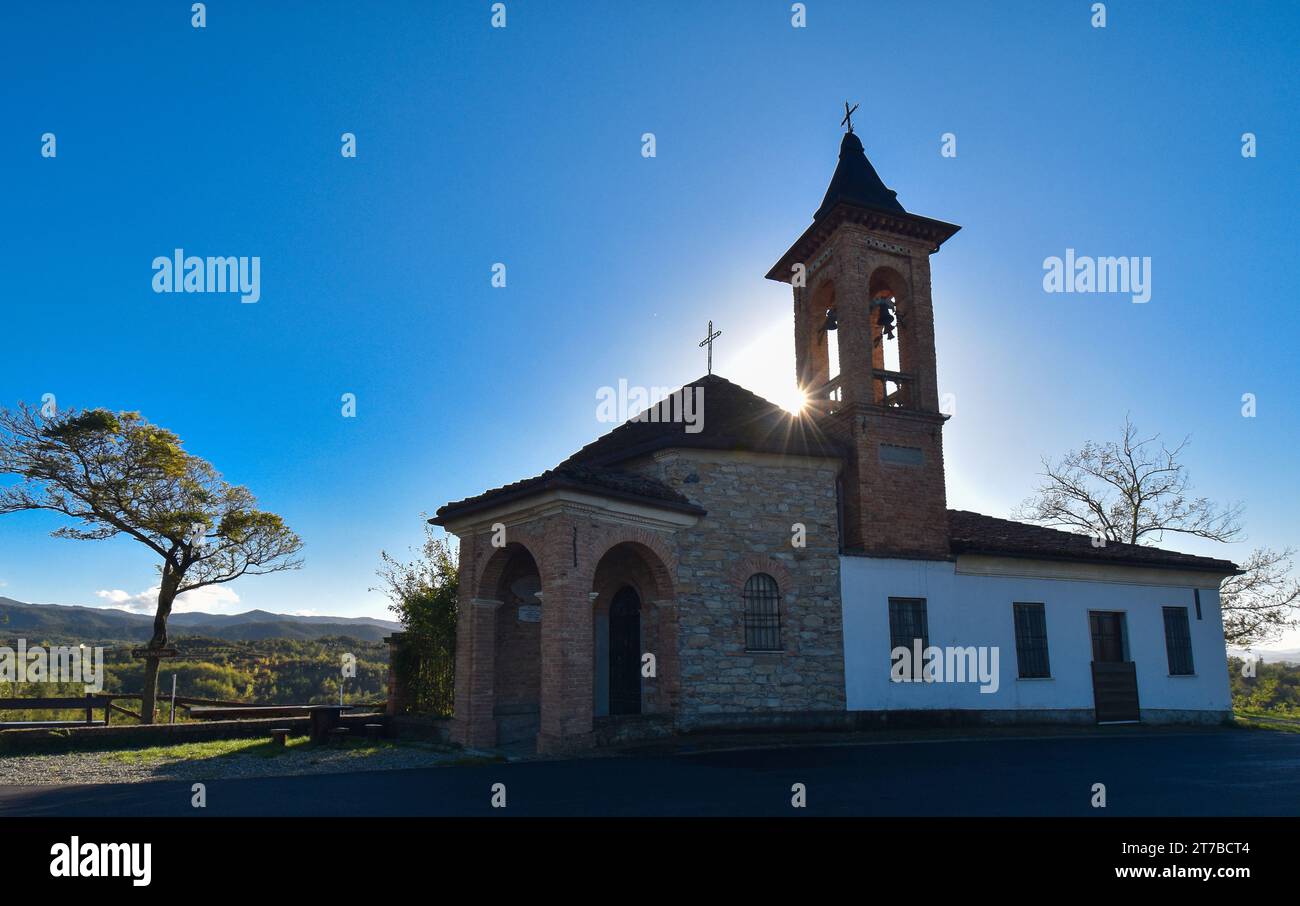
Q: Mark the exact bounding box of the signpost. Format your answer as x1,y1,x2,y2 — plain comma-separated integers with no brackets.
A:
129,648,179,659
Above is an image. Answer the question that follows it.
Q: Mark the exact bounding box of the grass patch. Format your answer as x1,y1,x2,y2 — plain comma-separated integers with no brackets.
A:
94,736,448,766
97,735,314,764
1233,711,1300,734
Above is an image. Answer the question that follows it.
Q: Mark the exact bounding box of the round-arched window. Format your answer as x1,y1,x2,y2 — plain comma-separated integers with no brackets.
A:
742,573,782,652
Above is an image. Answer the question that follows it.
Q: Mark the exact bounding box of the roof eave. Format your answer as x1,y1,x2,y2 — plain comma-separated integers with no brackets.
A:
952,545,1241,576
431,477,706,526
572,435,848,470
765,203,962,283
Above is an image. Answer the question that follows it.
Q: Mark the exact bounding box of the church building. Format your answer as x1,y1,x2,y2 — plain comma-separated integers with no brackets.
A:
431,124,1237,754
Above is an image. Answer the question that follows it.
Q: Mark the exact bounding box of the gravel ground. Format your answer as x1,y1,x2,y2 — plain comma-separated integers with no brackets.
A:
0,741,499,786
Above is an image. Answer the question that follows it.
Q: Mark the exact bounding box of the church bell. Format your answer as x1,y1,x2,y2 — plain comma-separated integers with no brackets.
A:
874,297,896,340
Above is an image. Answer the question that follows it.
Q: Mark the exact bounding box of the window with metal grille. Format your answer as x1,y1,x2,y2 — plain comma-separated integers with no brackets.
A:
1012,603,1051,678
742,573,782,651
1163,606,1195,675
888,597,928,679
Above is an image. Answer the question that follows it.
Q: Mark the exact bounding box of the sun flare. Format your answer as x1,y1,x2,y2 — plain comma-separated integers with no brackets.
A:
775,386,808,415
718,317,806,415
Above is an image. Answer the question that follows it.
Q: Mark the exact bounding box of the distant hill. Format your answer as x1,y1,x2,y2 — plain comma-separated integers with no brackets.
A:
1229,648,1300,665
0,597,400,643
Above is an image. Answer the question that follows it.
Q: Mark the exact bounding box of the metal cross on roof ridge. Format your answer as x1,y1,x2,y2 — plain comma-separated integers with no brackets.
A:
698,320,722,376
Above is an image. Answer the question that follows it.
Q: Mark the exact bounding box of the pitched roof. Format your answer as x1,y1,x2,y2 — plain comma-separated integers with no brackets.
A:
947,509,1240,574
433,375,845,524
561,374,847,468
814,131,906,221
432,463,704,525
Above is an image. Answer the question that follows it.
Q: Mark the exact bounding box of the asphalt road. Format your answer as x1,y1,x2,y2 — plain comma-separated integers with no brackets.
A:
3,729,1298,817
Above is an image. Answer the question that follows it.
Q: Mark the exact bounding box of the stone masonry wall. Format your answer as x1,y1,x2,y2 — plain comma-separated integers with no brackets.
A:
628,450,846,719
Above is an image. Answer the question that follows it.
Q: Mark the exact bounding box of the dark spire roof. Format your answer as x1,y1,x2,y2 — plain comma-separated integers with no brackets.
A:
766,131,959,281
813,131,906,221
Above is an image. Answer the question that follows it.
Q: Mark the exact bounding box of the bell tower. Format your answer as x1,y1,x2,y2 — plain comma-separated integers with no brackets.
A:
767,119,960,559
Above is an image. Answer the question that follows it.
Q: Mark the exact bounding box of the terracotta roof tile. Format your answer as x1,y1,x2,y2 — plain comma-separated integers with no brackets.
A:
433,374,842,523
432,464,704,524
947,509,1240,574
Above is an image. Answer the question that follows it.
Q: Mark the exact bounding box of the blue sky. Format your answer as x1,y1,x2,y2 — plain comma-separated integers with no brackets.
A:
1,2,1297,644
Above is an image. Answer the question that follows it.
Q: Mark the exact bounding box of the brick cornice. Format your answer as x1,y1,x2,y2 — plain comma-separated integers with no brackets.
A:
766,204,961,283
821,402,949,429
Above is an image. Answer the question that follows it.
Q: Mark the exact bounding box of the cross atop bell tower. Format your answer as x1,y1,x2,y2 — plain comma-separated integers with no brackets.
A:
766,114,961,559
840,100,859,133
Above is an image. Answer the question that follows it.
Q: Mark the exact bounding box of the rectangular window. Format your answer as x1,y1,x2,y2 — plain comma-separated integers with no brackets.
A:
888,598,928,679
1163,606,1195,675
1012,603,1051,678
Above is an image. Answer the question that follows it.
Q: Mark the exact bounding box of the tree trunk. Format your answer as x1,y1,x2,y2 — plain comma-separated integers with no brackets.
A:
139,566,181,724
140,655,162,725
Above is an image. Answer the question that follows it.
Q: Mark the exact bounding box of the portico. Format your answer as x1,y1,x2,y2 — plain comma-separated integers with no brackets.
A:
433,469,699,753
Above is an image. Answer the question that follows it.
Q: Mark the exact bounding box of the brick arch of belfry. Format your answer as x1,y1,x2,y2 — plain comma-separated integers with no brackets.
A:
450,511,682,755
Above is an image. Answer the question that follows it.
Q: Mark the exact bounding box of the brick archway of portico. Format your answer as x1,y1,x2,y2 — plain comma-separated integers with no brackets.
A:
447,502,693,755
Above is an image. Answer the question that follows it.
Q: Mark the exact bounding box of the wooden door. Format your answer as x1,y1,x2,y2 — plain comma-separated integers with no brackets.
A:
1089,611,1139,722
608,586,642,716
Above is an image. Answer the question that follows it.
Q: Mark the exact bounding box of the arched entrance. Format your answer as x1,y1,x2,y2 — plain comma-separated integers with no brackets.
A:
591,540,677,723
489,544,542,749
608,586,642,715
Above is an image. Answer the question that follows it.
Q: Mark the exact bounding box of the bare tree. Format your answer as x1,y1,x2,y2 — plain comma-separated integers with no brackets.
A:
1014,415,1296,647
1013,416,1243,545
1219,548,1300,646
0,403,304,721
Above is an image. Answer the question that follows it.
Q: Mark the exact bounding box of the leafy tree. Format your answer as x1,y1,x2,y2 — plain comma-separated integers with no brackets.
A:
1227,657,1300,716
1014,416,1298,646
374,522,457,715
0,403,303,721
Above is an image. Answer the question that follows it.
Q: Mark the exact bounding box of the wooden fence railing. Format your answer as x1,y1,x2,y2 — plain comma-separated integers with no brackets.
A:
0,694,388,728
